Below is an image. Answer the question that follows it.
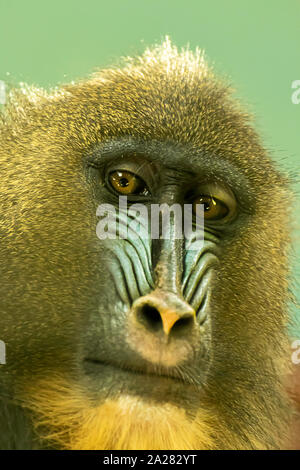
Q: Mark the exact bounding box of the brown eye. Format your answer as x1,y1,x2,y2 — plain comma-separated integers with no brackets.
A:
109,170,149,196
193,195,229,220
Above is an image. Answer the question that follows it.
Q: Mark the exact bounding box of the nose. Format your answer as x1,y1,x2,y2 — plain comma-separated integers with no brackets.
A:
131,289,196,337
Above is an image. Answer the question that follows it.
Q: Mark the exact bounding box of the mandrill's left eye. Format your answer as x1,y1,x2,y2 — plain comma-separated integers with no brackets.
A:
108,170,150,196
193,195,229,220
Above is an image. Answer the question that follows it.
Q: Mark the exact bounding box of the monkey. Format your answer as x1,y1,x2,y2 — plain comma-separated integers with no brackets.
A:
0,37,295,450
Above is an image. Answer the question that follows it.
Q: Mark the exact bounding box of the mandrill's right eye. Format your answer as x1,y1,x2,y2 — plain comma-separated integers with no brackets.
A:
108,170,150,196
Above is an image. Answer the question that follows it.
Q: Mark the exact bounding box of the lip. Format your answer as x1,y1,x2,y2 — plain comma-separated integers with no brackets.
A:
84,358,190,385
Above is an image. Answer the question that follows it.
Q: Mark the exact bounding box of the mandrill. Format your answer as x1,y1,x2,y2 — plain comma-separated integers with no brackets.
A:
0,38,294,450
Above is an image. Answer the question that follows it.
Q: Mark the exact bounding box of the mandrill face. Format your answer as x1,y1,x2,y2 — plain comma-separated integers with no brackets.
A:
0,38,292,450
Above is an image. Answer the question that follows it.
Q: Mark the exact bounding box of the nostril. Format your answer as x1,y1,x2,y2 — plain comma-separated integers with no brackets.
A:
131,291,196,337
135,303,195,337
137,305,163,333
171,316,194,333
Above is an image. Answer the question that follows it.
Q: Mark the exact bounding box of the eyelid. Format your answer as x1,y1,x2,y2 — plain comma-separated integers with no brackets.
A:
107,169,151,197
106,158,157,190
196,183,236,207
191,182,237,223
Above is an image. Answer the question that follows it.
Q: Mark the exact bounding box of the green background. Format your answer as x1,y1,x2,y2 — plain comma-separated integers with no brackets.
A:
1,0,299,333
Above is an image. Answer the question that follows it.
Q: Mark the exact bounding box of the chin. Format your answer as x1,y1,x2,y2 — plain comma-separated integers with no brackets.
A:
19,374,215,450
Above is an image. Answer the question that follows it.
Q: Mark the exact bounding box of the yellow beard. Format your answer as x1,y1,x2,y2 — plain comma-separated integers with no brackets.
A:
20,376,215,450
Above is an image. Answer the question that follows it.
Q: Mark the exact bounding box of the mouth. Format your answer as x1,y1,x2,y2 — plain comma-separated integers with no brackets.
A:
83,357,194,385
